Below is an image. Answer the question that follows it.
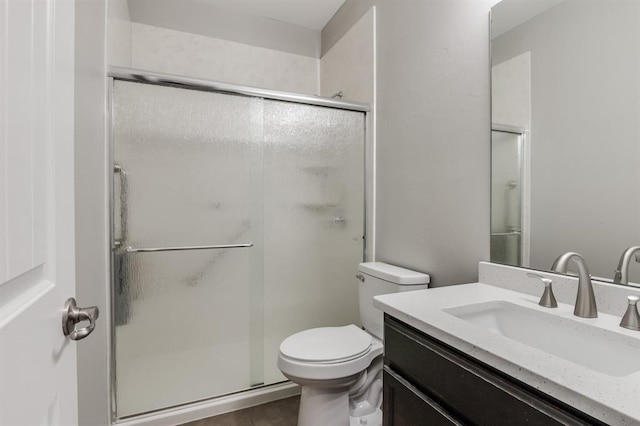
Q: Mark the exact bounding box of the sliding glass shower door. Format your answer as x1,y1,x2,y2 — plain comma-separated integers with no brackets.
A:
261,100,366,384
111,79,365,418
112,81,265,417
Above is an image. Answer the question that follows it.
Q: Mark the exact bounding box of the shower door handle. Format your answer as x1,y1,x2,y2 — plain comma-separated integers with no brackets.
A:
113,164,128,249
125,242,254,253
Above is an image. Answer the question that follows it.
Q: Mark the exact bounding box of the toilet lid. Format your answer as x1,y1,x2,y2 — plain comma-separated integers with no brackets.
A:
280,325,372,363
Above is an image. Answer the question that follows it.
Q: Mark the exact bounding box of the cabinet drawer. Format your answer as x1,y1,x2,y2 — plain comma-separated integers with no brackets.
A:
383,367,461,426
384,315,603,426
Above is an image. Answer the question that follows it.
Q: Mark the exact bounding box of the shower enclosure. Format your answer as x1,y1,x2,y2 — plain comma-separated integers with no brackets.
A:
490,127,526,267
109,70,368,419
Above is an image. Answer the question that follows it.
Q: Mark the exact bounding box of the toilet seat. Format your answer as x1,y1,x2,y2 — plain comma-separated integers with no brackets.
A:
278,325,383,381
280,325,372,363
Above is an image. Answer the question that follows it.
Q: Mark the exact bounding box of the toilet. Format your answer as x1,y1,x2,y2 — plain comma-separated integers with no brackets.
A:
277,262,430,426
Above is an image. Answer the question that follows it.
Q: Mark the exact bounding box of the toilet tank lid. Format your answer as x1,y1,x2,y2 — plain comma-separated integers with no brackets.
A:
359,262,430,285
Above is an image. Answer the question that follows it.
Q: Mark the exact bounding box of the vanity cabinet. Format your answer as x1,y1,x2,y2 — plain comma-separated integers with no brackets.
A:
383,315,605,426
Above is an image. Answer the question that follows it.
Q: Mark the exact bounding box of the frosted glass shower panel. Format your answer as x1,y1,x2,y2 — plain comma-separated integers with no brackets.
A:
113,81,261,247
261,101,365,384
112,80,263,417
113,250,253,417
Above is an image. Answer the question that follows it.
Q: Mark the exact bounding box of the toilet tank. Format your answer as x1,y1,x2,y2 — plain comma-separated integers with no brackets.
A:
358,262,430,339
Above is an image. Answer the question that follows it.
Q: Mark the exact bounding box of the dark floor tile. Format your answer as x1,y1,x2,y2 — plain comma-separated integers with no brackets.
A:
249,396,299,426
181,396,299,426
181,409,253,426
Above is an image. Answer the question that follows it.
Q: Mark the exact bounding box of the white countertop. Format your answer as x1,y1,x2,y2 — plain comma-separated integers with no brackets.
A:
374,282,640,425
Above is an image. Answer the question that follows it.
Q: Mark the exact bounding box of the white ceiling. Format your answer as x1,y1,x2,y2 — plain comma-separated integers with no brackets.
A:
198,0,346,30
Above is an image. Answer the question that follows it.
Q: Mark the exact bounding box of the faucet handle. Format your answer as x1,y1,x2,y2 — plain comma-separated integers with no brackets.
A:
620,295,640,331
527,273,558,308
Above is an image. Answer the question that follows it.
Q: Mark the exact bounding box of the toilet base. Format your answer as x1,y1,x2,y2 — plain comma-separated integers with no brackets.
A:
296,387,382,426
350,408,382,426
298,384,352,426
294,372,383,426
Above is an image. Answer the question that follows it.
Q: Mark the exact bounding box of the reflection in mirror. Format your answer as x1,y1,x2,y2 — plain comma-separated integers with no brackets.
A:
490,0,640,285
490,127,525,267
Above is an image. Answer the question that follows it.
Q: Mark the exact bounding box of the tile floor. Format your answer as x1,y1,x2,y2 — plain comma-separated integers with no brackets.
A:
182,396,299,426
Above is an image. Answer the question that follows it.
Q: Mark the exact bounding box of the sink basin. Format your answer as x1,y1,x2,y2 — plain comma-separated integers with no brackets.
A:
444,301,640,377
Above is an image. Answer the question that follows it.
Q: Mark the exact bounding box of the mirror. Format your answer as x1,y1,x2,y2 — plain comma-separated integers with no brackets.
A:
490,0,640,284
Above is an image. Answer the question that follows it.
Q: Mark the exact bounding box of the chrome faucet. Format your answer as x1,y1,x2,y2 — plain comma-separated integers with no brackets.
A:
551,252,598,318
613,246,640,285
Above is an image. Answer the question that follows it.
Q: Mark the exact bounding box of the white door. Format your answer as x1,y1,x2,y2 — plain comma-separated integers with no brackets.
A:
0,1,92,425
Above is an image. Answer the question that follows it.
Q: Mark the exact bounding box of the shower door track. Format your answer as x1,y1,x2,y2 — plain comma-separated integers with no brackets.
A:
108,66,370,112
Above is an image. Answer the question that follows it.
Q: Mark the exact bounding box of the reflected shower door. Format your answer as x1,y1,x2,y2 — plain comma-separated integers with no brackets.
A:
112,80,264,418
491,129,524,266
261,100,365,383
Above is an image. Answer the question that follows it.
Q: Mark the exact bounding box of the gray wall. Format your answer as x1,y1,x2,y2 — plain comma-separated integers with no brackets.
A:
324,0,494,286
128,0,320,58
75,1,109,424
492,0,640,282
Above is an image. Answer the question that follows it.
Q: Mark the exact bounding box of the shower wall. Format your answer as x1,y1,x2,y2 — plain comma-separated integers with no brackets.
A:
108,0,132,67
107,3,319,94
320,8,374,103
319,7,375,258
129,23,319,94
107,2,377,102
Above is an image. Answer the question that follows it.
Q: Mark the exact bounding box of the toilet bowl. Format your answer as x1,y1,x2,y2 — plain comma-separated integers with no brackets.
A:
277,263,430,426
278,325,384,426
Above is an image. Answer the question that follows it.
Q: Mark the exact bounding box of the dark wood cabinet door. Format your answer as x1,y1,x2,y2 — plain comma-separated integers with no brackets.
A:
383,367,461,426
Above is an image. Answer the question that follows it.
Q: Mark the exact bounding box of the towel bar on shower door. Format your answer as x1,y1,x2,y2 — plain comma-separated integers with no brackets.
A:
125,243,254,253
